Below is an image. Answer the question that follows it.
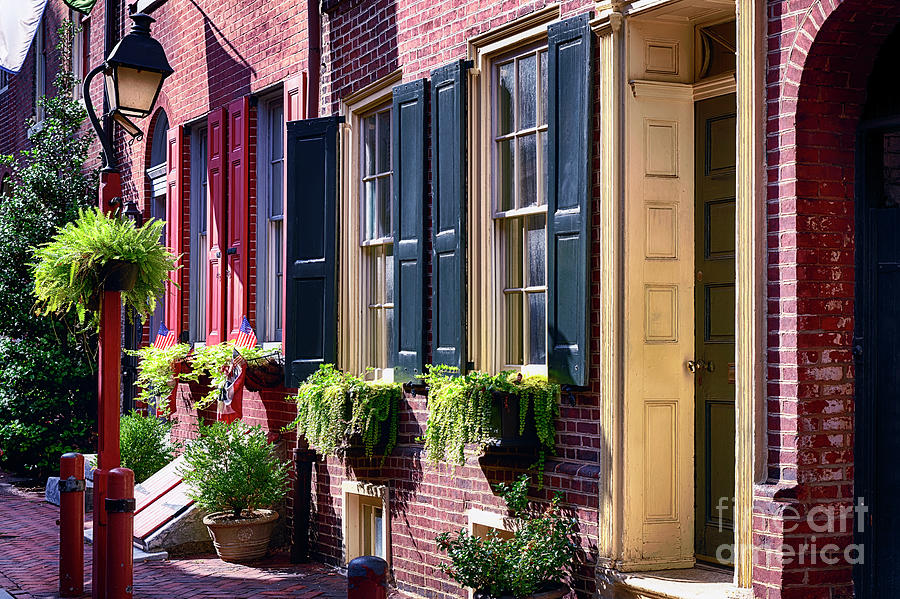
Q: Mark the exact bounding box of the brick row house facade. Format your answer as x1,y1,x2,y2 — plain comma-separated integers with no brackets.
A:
3,0,900,597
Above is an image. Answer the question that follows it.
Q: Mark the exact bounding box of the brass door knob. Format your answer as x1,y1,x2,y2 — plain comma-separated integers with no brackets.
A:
687,360,715,373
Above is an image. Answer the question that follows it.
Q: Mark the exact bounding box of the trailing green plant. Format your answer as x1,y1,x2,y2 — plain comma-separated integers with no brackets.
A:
31,207,177,327
436,475,578,598
127,343,194,407
421,366,560,468
120,410,178,483
0,21,98,478
290,364,401,457
179,420,289,519
188,341,274,407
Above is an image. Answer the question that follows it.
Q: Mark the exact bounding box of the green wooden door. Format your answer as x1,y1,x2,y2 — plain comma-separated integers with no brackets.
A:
694,94,736,564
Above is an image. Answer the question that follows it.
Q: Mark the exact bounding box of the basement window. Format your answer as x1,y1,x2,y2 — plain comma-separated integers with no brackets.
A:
342,481,390,565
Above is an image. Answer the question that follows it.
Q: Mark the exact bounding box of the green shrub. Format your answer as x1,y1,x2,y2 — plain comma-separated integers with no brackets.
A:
290,364,401,457
128,343,194,408
31,207,177,328
119,411,176,483
436,475,578,597
0,336,96,478
180,421,289,519
422,366,559,467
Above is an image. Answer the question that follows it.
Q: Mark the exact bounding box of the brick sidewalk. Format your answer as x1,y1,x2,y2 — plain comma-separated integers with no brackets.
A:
0,482,347,599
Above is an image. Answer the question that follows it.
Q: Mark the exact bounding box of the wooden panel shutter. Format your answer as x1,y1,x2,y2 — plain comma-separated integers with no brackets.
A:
547,14,593,386
226,97,251,341
392,79,427,382
206,108,227,346
165,126,185,338
430,61,470,372
284,74,307,123
284,116,341,387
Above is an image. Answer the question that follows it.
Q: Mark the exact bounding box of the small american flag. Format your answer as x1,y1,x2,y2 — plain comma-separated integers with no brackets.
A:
235,315,258,349
153,322,177,350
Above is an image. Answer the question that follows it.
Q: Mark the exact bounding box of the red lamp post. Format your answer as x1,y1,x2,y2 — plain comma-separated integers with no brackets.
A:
79,5,173,598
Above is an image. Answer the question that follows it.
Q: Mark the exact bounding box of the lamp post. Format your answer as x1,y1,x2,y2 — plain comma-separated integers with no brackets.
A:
81,6,172,598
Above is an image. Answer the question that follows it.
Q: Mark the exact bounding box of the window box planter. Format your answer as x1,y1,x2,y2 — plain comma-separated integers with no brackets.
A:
486,391,540,450
243,352,284,392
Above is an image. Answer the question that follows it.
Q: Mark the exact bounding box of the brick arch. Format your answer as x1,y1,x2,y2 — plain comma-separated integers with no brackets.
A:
757,3,900,598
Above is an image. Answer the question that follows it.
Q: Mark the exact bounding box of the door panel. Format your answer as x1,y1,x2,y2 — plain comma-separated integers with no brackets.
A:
694,94,736,563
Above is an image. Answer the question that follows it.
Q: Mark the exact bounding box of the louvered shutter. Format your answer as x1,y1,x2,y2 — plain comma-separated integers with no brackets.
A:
226,97,250,341
284,116,341,387
547,14,593,386
206,108,227,346
392,80,427,382
165,126,185,338
430,61,470,372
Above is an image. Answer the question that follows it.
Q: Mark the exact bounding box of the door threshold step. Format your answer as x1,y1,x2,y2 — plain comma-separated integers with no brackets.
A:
600,565,751,599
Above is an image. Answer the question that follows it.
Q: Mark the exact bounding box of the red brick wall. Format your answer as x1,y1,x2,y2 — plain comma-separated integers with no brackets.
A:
758,1,900,597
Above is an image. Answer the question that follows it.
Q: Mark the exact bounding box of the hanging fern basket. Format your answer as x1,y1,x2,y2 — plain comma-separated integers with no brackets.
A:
101,259,140,292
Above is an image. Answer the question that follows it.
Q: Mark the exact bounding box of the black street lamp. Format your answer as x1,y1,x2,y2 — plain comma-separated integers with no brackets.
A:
83,8,173,171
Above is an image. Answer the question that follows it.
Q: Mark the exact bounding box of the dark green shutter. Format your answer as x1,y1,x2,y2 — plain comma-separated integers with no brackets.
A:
284,116,341,387
547,14,593,386
430,60,471,372
392,80,427,381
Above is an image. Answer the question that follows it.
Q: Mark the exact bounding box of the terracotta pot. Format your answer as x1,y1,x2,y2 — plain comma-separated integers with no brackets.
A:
202,509,279,562
101,259,139,292
473,583,569,599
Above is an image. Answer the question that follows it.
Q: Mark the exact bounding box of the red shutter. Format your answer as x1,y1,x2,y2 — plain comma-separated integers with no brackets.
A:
284,73,307,122
226,97,250,342
206,108,227,346
165,126,185,339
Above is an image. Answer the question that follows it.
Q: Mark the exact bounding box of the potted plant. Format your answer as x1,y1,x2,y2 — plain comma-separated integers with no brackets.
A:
188,341,275,407
436,476,578,599
291,364,402,458
180,420,289,562
422,366,559,469
31,207,177,328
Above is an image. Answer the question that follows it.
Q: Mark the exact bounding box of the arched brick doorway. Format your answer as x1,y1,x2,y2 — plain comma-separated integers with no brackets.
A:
760,1,900,598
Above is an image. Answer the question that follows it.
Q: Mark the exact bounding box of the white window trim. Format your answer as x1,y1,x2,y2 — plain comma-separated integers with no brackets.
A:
71,10,88,101
256,92,285,345
467,7,559,376
339,70,402,379
34,19,45,123
341,480,390,566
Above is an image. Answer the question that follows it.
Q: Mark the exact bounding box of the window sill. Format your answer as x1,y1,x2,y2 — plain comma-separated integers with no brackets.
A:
602,565,750,599
26,119,46,139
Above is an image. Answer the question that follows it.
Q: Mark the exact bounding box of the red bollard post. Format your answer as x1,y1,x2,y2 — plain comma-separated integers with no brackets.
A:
348,556,388,599
59,452,85,597
92,469,108,599
106,468,135,599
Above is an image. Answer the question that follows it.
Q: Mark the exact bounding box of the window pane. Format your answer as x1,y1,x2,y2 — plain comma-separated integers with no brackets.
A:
498,61,514,136
518,134,537,207
526,214,545,287
364,115,376,176
270,104,284,161
362,504,373,555
498,139,515,211
198,234,207,339
385,244,394,304
504,218,523,289
528,291,546,365
385,306,394,368
517,54,536,129
378,177,391,239
270,220,283,339
374,507,384,559
377,110,391,174
540,50,548,126
270,161,283,217
505,293,524,366
540,130,547,206
364,179,377,241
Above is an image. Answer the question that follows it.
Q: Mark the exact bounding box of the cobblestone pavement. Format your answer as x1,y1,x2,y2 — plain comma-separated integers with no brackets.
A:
0,478,351,599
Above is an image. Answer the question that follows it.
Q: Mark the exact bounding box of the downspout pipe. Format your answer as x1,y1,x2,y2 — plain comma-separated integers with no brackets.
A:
307,0,321,118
